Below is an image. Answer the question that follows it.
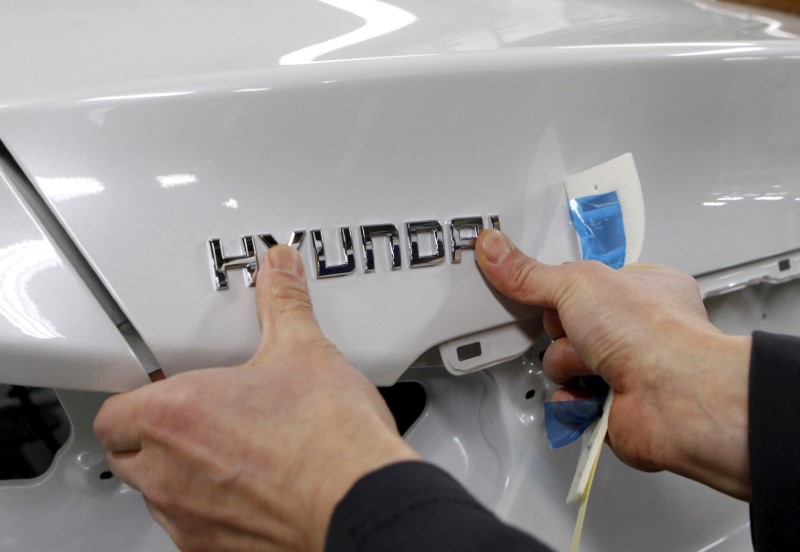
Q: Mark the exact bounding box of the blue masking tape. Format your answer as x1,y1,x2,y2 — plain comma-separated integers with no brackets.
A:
544,192,626,449
545,378,609,449
545,397,604,448
568,191,626,269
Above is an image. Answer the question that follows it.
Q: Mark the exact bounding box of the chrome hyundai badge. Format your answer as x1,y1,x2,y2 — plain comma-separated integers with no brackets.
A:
208,215,500,290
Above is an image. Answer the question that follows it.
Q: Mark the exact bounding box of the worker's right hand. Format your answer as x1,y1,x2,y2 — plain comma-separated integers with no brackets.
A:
476,229,751,501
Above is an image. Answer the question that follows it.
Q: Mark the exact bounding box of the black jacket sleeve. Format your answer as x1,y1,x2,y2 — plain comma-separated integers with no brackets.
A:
749,331,800,550
325,461,550,552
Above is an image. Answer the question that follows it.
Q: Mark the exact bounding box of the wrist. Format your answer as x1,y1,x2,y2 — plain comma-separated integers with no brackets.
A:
299,408,421,552
663,331,751,500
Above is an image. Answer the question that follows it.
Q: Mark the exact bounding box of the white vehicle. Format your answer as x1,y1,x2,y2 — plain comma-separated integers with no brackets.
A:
1,1,799,550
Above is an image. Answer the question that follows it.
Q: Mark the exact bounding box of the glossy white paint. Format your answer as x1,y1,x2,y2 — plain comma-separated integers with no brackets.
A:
0,0,795,108
0,159,148,391
3,40,800,385
0,1,798,551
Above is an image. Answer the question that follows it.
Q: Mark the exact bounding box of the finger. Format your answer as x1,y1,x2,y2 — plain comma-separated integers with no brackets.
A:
541,337,593,384
255,245,325,347
104,450,143,491
93,393,145,453
476,229,569,309
550,387,596,402
542,308,565,339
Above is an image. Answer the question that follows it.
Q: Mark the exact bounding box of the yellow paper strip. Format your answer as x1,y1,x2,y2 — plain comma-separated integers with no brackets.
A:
570,440,603,552
567,390,614,552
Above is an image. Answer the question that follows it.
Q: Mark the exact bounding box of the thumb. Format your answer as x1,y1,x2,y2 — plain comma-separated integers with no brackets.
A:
475,229,568,310
256,245,326,347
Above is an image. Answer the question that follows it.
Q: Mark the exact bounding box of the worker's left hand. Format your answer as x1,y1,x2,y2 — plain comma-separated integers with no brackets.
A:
94,245,419,552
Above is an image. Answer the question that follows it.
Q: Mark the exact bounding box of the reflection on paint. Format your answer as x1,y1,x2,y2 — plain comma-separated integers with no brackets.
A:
37,177,105,202
754,195,784,201
80,91,194,103
704,188,788,207
558,42,754,50
452,436,469,471
0,240,63,339
670,46,766,57
157,174,198,188
695,523,753,552
280,0,417,65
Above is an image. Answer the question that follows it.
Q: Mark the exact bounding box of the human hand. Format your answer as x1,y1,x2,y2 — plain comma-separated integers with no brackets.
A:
93,246,419,552
475,229,751,500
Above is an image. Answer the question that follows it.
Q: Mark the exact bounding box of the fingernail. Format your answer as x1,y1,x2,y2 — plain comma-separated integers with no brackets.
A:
481,229,513,264
267,246,303,276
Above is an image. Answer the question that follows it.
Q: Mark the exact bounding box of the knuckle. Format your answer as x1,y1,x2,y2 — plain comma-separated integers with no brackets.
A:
679,271,701,292
140,383,193,438
577,259,612,274
143,394,172,427
92,402,113,441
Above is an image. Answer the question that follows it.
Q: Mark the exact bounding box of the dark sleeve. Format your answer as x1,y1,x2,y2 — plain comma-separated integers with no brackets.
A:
749,331,800,550
325,461,551,552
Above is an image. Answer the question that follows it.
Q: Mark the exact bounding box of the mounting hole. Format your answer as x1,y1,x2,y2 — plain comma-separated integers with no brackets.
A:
525,389,536,400
99,470,114,480
778,259,791,271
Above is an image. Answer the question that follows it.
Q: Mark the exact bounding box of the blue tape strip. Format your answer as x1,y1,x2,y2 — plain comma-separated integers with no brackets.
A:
544,191,626,449
545,398,604,448
568,191,626,269
544,378,609,449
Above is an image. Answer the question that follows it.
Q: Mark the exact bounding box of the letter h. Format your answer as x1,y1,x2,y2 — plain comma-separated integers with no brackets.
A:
208,237,258,290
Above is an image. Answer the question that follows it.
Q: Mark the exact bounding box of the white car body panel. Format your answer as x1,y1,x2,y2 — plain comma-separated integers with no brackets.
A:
3,42,800,385
0,158,148,391
0,0,799,550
